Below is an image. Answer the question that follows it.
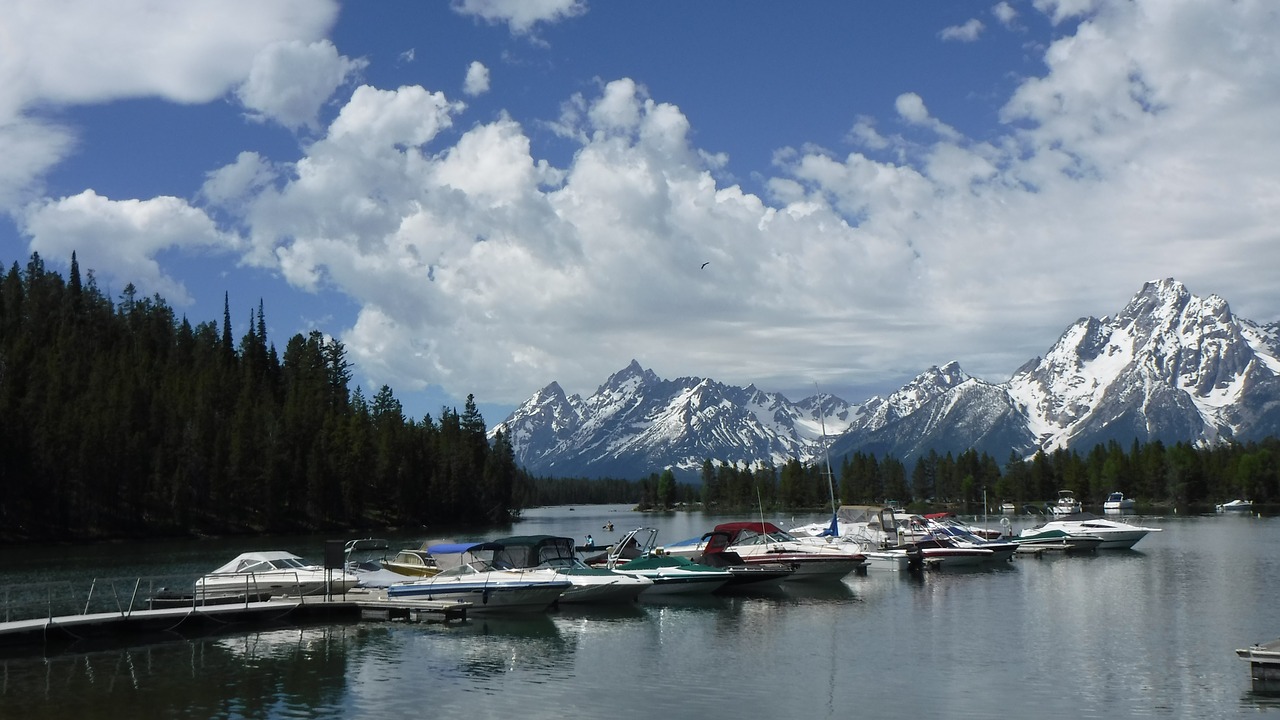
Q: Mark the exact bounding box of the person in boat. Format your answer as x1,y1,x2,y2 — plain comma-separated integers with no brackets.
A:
585,534,595,548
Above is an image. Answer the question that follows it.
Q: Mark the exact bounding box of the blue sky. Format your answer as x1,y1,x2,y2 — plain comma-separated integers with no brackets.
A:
3,0,1279,427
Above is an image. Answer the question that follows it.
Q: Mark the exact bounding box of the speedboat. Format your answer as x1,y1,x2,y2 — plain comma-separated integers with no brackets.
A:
1011,527,1105,554
923,517,1018,562
666,521,866,581
1049,490,1083,516
381,547,441,577
491,534,652,603
1025,513,1161,550
385,542,571,612
597,527,734,595
789,506,922,571
1217,499,1253,513
196,550,359,598
683,530,796,587
1103,492,1135,512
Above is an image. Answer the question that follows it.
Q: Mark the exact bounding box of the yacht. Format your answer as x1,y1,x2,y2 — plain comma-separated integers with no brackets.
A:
1049,490,1083,516
1103,492,1136,512
1025,513,1161,550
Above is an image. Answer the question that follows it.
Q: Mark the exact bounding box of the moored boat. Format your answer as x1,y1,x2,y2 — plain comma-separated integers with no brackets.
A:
386,542,571,612
1049,490,1083,516
491,534,652,603
1022,513,1161,550
598,528,734,595
1103,492,1135,512
196,551,359,598
1217,499,1254,513
666,521,866,581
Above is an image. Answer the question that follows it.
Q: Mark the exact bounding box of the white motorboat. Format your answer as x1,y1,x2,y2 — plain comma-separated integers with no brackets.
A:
1049,490,1083,516
1025,513,1161,550
491,534,653,603
1217,499,1253,513
789,506,922,571
385,542,571,612
599,528,735,595
1103,492,1135,512
666,521,866,581
196,550,359,598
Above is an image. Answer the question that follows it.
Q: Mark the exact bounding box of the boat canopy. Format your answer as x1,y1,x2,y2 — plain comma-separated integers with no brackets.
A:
492,535,577,568
426,542,505,555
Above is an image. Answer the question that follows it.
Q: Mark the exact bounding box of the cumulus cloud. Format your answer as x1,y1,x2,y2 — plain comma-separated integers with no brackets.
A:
0,0,338,213
992,2,1018,27
9,0,1280,417
940,19,985,42
209,0,1280,407
451,0,587,36
23,191,241,304
235,39,367,131
464,61,491,96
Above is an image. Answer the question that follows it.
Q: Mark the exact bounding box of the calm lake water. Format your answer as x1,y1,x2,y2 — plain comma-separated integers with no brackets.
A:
2,505,1279,719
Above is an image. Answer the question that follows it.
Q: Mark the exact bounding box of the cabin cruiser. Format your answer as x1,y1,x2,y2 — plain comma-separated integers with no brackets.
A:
1217,499,1253,513
1049,490,1083,516
1103,492,1135,512
1023,513,1161,550
196,550,359,598
491,534,652,603
385,542,571,612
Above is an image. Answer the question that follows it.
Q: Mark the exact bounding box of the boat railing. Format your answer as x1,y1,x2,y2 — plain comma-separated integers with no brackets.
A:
0,574,266,625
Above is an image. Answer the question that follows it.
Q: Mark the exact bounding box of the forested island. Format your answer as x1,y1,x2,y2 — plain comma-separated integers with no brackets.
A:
2,253,1275,543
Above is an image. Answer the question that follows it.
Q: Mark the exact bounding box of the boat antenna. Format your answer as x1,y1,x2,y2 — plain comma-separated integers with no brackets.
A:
816,384,837,516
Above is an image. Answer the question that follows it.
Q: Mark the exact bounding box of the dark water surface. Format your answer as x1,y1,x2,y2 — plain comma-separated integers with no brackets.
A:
3,506,1279,718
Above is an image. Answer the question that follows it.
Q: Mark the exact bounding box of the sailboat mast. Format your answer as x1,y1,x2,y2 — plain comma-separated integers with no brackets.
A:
816,386,836,514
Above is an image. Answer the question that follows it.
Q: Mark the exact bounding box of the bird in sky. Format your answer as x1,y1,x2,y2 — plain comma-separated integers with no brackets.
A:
700,261,710,269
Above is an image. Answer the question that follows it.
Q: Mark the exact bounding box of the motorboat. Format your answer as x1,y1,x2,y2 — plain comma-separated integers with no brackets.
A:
595,527,735,595
788,506,922,571
684,530,797,587
666,521,866,581
381,546,442,577
491,534,652,603
1103,492,1136,512
1000,501,1017,514
1217,499,1254,513
1024,513,1161,550
922,516,1018,562
1049,490,1083,516
196,550,359,598
385,542,571,612
1011,527,1105,554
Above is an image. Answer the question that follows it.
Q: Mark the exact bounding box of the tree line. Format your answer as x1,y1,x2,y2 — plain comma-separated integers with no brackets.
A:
693,438,1278,513
0,253,530,542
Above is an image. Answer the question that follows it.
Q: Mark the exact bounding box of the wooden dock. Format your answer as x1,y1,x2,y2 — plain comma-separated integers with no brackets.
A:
0,586,469,655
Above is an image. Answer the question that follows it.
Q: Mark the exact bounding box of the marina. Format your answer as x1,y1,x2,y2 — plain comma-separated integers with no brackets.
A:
2,506,1279,719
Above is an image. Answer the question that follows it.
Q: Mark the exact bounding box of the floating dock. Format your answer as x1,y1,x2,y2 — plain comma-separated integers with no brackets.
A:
1237,637,1280,693
0,586,469,655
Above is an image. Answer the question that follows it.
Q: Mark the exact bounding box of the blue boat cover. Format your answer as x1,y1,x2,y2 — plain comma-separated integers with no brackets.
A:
427,542,505,554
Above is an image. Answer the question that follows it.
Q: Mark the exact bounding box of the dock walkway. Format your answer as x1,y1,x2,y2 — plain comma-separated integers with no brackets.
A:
0,585,469,654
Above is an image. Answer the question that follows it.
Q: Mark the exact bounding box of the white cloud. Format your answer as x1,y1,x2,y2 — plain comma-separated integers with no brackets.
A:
940,19,985,42
464,61,491,97
451,0,587,36
894,92,961,141
23,191,241,305
235,40,367,131
992,2,1018,27
0,0,338,214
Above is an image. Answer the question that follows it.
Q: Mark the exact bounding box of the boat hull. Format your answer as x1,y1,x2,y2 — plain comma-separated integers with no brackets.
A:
386,578,570,612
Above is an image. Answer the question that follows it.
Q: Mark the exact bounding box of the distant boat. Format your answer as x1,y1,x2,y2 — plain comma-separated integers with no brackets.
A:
1000,501,1016,514
1217,499,1254,513
1049,490,1082,516
1103,492,1136,512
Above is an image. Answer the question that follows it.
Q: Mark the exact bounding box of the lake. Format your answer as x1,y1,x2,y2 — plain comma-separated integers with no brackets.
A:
2,505,1278,719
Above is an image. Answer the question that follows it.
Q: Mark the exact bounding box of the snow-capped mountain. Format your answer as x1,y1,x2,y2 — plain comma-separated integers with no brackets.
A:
491,359,858,478
493,280,1280,478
